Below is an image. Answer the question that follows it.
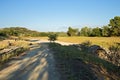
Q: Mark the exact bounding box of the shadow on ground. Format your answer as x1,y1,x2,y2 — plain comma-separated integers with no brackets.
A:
0,43,60,80
49,42,120,80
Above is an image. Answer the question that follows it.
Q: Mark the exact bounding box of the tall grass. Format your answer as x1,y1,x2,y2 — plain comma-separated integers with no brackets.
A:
0,40,30,50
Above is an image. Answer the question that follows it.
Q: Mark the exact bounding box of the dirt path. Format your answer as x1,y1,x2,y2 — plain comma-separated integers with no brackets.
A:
0,43,60,80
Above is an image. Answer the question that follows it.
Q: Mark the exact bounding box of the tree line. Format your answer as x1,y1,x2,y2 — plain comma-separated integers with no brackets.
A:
0,16,120,38
0,27,67,39
67,16,120,37
0,27,50,37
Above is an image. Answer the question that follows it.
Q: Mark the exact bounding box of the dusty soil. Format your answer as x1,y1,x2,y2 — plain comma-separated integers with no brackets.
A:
0,43,60,80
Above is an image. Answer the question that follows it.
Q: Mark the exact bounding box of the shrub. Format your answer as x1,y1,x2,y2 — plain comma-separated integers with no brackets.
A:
48,33,58,42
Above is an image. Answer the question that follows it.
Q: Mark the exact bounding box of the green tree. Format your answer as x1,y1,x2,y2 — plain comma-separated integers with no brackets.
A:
48,33,58,42
91,27,102,37
102,26,110,37
0,30,7,37
109,16,120,36
80,27,92,36
67,27,79,36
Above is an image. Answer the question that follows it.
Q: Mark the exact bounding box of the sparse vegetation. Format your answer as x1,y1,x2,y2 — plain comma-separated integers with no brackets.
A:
0,39,38,66
49,43,120,80
0,47,26,64
0,40,30,50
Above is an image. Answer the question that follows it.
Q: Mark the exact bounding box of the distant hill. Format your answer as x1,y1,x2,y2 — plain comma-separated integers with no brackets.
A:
0,27,67,38
0,27,52,37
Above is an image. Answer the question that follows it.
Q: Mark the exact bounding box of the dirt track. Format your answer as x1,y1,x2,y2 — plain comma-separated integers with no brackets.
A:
0,43,60,80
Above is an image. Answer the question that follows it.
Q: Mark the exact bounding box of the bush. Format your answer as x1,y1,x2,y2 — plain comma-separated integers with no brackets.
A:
48,33,58,42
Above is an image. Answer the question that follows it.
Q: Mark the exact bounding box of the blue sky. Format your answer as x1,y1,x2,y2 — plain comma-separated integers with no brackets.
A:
0,0,120,32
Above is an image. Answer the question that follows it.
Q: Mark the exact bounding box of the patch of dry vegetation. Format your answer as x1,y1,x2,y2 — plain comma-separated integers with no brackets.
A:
0,40,30,50
58,37,120,48
23,37,48,41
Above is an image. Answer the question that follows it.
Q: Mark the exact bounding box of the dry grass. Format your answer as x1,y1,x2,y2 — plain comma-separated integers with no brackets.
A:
0,40,30,49
0,40,8,49
23,37,48,40
1,37,119,49
58,37,120,48
29,36,120,48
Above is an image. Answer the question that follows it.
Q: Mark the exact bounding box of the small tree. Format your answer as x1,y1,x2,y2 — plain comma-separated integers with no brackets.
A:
48,33,58,42
102,26,110,37
80,27,92,36
91,27,102,37
67,27,79,36
109,16,120,36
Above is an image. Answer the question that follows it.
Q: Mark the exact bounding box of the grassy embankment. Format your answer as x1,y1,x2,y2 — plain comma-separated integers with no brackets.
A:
0,40,29,50
0,40,29,65
49,43,120,80
48,37,120,80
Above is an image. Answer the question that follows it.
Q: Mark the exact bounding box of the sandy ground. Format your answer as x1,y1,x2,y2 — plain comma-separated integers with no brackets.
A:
0,43,60,80
37,40,77,45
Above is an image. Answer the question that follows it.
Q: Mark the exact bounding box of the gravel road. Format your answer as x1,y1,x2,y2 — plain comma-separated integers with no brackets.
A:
0,43,60,80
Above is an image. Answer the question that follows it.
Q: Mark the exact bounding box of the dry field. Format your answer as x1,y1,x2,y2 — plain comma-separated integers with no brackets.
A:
58,37,120,48
24,37,120,48
0,37,120,49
